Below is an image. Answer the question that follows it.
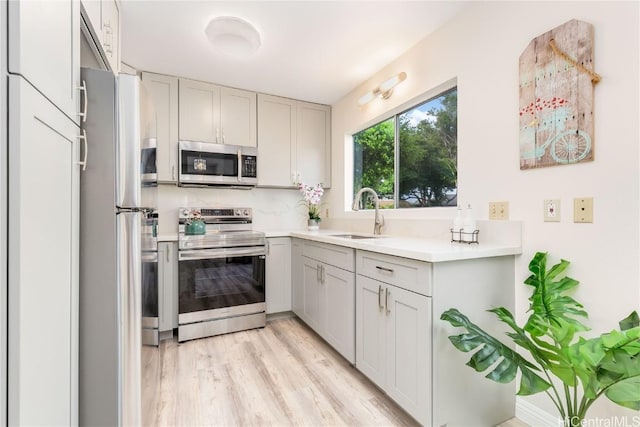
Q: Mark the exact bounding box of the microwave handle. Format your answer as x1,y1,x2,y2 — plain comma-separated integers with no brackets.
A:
237,148,242,182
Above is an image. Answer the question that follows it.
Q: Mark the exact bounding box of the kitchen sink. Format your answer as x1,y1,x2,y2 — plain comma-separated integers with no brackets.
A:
330,234,381,239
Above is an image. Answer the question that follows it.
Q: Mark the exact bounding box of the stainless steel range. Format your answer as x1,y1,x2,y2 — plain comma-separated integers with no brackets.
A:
177,207,266,342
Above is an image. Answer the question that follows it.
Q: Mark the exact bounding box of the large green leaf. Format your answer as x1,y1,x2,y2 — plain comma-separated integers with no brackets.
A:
441,308,551,396
523,252,588,342
619,311,640,331
604,377,640,410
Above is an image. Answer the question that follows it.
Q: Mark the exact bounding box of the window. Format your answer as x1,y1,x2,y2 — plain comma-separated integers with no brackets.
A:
353,87,457,209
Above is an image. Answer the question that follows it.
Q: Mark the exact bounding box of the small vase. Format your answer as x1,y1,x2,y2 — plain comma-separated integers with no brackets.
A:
307,219,319,231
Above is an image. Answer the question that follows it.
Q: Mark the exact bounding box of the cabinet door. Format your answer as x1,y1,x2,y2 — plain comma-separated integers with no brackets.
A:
265,238,292,314
81,0,102,40
142,73,179,183
158,242,178,332
301,257,321,329
385,286,431,425
296,101,330,187
8,0,80,124
323,264,355,363
291,239,304,317
355,276,387,390
8,76,80,426
101,0,119,73
257,94,296,187
220,87,256,147
179,79,220,143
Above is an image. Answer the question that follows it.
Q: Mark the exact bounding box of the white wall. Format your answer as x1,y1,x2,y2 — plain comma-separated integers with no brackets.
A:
328,1,639,422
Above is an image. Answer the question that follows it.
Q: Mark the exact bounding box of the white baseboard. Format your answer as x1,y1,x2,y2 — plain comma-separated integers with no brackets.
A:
516,397,561,427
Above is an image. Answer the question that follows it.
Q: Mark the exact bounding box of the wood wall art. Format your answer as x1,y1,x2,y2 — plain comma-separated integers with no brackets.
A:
519,19,601,170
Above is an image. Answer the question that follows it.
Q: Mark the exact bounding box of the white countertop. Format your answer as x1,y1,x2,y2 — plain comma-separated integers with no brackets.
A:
158,229,521,262
287,229,521,263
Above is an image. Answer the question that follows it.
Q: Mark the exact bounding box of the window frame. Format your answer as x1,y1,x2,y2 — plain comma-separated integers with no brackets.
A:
350,79,458,211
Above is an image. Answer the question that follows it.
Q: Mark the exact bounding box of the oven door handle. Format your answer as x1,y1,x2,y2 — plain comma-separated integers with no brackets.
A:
178,246,266,261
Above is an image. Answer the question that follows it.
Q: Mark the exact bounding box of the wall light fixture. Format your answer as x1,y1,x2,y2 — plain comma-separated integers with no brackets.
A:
357,72,407,106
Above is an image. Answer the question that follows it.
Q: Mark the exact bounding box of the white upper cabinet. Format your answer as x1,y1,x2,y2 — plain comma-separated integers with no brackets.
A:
80,0,120,73
179,78,220,143
257,94,296,186
179,78,256,147
296,101,331,187
257,94,331,188
141,72,179,183
100,0,120,73
220,86,257,147
8,0,80,124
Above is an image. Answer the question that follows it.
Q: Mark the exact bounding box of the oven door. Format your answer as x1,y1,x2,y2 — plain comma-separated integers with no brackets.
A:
178,246,266,324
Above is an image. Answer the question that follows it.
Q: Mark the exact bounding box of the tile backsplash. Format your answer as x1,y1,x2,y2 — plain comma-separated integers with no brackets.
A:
157,185,308,234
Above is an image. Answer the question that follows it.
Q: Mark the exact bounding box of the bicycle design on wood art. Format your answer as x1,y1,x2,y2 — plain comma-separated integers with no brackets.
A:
519,97,591,164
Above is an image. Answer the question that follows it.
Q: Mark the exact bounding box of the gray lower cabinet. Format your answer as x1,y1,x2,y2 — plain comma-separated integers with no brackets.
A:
356,255,431,425
292,239,355,362
266,237,292,314
356,250,516,426
158,242,178,334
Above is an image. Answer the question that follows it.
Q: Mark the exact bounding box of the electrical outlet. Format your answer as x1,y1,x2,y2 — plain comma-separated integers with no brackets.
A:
544,199,561,222
325,208,330,218
489,201,509,220
573,197,593,223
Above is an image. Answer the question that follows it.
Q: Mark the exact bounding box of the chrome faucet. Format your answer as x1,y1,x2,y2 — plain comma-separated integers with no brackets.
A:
352,187,385,235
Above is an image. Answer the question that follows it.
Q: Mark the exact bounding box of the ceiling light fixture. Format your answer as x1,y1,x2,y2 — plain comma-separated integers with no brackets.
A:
357,72,407,106
205,16,261,57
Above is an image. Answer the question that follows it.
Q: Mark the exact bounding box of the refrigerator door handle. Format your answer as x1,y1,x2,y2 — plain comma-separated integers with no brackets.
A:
116,212,142,427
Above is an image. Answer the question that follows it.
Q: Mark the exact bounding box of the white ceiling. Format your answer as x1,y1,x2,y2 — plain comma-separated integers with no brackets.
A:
121,1,467,105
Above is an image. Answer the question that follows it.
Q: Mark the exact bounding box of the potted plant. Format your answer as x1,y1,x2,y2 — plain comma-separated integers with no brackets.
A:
441,252,639,426
299,182,324,230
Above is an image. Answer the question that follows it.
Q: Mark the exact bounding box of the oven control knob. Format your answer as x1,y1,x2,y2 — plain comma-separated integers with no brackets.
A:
243,209,249,216
181,208,190,217
235,209,241,216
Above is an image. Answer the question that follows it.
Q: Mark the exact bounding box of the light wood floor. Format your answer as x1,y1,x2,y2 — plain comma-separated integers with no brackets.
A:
142,316,526,426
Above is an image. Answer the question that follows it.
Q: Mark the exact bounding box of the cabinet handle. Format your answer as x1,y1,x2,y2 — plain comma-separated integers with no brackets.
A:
316,264,320,282
75,129,88,171
375,265,394,274
222,128,225,144
216,128,220,144
77,80,87,122
321,265,325,284
385,288,391,314
266,240,270,255
378,285,384,310
166,246,170,263
171,165,175,180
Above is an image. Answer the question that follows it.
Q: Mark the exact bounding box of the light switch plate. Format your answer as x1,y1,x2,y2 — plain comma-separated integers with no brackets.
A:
544,199,561,222
573,197,593,223
489,201,509,220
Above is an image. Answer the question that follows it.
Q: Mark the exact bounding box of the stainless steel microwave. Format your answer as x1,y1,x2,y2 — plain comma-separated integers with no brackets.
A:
178,140,258,187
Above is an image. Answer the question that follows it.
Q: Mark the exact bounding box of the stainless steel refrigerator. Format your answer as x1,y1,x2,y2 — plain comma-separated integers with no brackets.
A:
79,68,157,426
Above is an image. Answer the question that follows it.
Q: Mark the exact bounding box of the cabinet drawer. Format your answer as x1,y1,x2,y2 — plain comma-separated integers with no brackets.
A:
302,241,354,272
356,251,431,296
